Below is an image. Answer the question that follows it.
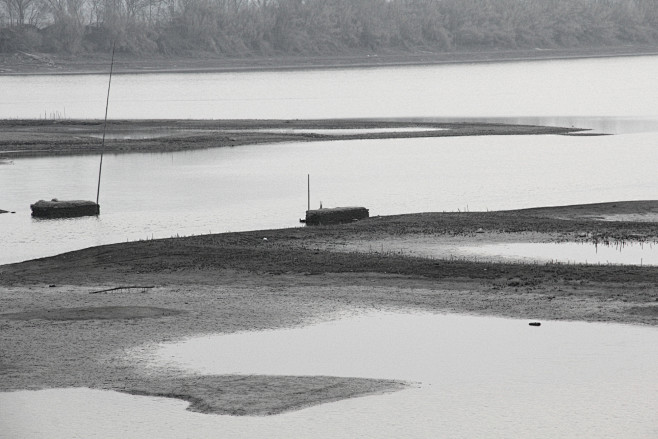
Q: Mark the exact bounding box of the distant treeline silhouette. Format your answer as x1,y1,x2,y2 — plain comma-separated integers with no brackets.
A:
1,0,657,55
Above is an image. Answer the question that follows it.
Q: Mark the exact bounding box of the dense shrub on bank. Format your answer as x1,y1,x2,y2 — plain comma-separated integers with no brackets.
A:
1,0,657,55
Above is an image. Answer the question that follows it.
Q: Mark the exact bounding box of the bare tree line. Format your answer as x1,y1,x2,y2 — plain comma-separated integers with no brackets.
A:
1,0,657,55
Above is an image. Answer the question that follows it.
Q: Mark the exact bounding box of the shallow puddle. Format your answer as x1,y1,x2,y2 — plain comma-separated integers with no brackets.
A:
457,241,658,265
236,127,446,135
3,312,656,438
86,131,175,139
83,127,446,140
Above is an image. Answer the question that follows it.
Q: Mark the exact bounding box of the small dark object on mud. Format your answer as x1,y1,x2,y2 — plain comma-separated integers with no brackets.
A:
529,322,541,326
30,199,100,218
305,206,369,226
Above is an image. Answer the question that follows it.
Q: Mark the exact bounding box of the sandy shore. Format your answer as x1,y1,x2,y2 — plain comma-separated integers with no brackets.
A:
1,200,657,415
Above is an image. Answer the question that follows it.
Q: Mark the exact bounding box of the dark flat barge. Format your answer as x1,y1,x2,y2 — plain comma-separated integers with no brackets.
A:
304,206,369,225
30,199,100,218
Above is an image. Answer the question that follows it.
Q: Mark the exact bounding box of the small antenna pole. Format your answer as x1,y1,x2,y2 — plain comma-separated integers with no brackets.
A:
307,174,310,211
96,41,116,206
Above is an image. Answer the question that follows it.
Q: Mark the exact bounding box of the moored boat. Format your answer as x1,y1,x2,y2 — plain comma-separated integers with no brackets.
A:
305,206,369,225
30,199,100,218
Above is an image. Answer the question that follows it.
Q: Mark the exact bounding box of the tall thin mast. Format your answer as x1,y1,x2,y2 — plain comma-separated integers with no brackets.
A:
96,42,116,206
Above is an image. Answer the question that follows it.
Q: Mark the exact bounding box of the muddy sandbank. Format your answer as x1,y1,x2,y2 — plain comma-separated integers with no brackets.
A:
1,201,657,415
0,118,585,159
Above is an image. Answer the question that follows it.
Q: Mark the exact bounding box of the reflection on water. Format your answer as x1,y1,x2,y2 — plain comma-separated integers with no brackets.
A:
3,312,657,438
457,241,658,266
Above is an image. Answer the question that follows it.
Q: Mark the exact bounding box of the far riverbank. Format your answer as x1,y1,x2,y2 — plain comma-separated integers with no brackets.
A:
2,45,658,76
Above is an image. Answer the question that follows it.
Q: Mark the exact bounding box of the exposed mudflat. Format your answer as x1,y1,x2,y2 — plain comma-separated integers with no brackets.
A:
0,118,584,159
1,201,657,415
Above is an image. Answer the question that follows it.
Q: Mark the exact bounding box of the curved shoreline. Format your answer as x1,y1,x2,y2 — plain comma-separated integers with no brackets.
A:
1,201,657,416
0,118,585,159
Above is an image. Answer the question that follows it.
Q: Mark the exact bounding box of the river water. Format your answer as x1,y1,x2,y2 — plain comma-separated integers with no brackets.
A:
2,132,658,265
458,241,658,266
1,55,657,120
2,312,657,439
1,55,658,264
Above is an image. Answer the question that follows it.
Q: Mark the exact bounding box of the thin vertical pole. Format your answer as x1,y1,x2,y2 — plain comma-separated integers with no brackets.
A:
96,42,116,206
307,174,310,211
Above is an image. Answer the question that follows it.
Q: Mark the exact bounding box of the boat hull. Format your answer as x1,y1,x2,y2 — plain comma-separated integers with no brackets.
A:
30,199,100,218
305,206,369,226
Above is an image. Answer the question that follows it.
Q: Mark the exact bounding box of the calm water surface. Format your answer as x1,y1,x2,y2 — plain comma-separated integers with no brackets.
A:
2,312,657,438
457,241,658,265
2,56,658,263
2,56,657,120
2,132,658,264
